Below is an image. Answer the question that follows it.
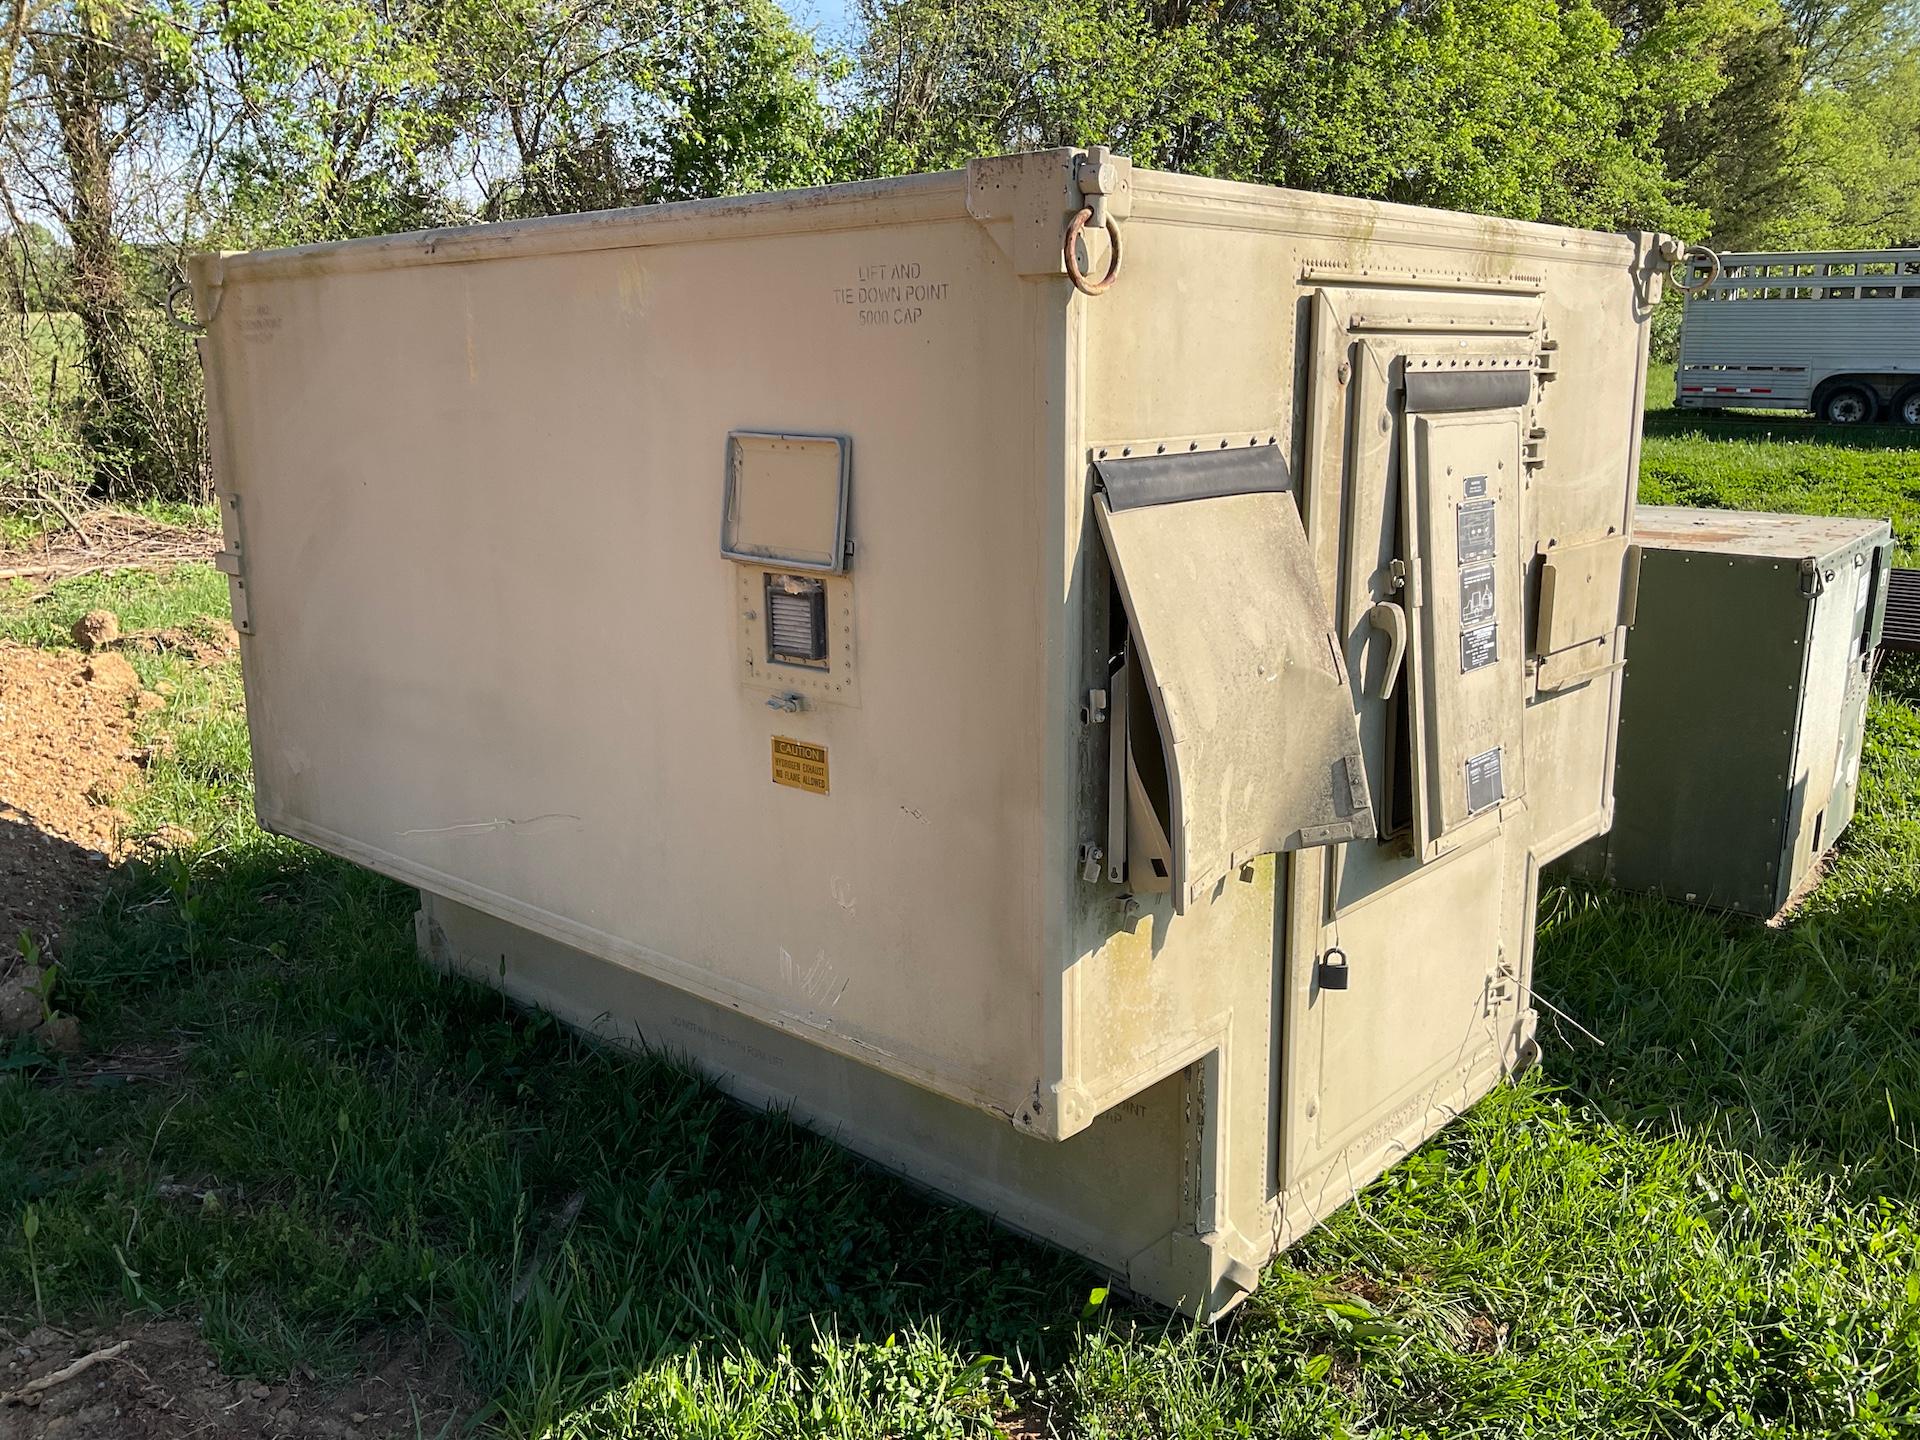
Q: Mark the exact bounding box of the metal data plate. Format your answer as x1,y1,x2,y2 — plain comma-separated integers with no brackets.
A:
1465,747,1505,813
1461,623,1498,673
1456,501,1496,564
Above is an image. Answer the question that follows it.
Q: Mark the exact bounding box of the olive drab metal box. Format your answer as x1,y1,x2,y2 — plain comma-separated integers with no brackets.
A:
1562,507,1893,918
189,150,1663,1317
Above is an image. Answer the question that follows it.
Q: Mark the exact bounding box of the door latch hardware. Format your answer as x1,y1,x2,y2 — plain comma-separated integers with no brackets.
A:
1799,556,1826,598
1366,602,1407,701
766,692,806,713
1083,688,1108,725
1317,947,1350,991
1079,841,1105,883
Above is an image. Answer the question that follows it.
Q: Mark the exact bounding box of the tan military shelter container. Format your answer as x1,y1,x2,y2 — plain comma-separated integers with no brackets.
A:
189,149,1664,1317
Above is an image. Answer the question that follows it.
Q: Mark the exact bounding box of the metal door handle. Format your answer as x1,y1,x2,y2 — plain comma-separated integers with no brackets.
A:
1367,602,1407,700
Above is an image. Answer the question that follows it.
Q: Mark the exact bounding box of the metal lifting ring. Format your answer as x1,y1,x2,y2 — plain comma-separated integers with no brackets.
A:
164,280,203,334
1064,207,1123,296
1669,244,1721,296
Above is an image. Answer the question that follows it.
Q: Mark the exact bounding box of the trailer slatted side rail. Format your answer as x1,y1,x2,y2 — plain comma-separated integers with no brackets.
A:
1885,569,1920,653
1675,246,1920,423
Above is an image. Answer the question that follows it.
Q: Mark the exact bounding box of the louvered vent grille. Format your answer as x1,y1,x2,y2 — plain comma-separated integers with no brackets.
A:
1885,568,1920,654
765,574,829,667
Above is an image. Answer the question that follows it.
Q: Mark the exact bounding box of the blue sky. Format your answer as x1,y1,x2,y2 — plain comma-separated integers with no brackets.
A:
788,0,860,44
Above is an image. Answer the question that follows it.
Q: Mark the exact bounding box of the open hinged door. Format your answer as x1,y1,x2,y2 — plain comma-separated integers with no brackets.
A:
1092,444,1373,913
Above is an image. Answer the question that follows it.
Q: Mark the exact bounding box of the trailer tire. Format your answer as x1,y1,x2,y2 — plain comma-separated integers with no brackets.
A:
1895,385,1920,427
1817,383,1877,425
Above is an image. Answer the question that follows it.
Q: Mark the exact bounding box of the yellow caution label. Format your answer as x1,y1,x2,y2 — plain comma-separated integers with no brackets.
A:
771,736,829,795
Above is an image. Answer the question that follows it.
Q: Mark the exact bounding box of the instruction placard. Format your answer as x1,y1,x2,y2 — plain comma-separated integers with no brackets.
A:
1459,563,1496,628
771,736,830,795
1461,622,1498,673
1457,500,1496,563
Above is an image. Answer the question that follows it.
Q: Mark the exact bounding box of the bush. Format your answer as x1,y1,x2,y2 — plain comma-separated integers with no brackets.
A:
0,323,91,525
79,303,211,507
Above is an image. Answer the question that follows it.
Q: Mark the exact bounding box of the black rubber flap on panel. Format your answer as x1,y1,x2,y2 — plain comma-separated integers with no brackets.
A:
1402,369,1531,415
1094,443,1290,512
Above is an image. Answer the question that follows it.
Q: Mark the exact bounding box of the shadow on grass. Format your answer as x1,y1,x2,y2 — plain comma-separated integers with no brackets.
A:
1536,653,1920,1204
3,837,1108,1432
1536,856,1920,1211
1643,408,1920,449
0,810,117,952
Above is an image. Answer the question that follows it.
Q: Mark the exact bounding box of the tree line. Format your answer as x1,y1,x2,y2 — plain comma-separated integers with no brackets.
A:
2,0,1916,508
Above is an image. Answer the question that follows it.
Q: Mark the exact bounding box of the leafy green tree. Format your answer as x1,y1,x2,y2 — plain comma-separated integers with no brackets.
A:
446,0,850,217
635,0,849,201
1655,8,1803,248
208,0,456,246
849,0,1233,174
851,0,1724,233
1785,0,1910,82
4,0,203,493
1758,52,1920,246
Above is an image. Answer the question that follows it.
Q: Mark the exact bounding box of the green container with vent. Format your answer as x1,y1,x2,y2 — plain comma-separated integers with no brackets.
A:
1562,506,1892,917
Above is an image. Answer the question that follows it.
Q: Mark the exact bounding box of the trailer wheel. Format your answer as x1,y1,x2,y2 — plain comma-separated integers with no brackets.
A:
1818,384,1876,425
1896,385,1920,427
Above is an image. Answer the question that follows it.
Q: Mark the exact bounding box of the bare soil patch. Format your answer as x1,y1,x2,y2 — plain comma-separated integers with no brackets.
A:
0,512,220,590
0,641,149,950
1,1320,470,1439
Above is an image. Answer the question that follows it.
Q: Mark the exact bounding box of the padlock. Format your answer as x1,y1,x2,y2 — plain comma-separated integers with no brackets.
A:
1317,947,1350,991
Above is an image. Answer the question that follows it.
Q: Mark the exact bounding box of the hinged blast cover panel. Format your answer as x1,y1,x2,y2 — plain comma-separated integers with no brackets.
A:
721,432,850,573
1092,445,1373,911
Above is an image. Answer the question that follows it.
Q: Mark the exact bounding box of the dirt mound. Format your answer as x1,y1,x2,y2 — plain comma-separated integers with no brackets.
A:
0,640,147,948
70,609,119,650
1,1320,470,1439
120,619,240,665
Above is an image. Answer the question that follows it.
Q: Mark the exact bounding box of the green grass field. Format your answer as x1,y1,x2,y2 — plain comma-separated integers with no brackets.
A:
1640,384,1920,564
4,398,1920,1436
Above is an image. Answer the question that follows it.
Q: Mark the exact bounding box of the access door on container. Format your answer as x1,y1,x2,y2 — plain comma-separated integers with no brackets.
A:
1282,281,1545,1191
1308,286,1542,872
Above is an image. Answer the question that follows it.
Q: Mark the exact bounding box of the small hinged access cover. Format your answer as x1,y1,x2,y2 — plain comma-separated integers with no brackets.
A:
1092,444,1374,912
721,431,850,573
1535,534,1633,657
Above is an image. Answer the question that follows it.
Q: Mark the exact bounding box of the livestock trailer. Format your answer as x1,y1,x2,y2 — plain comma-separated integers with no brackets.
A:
190,149,1663,1316
1675,247,1920,423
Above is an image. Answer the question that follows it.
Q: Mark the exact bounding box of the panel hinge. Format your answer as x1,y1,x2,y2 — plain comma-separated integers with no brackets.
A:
1535,337,1559,379
1485,963,1517,1016
214,491,252,635
1083,687,1108,725
1522,425,1548,470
